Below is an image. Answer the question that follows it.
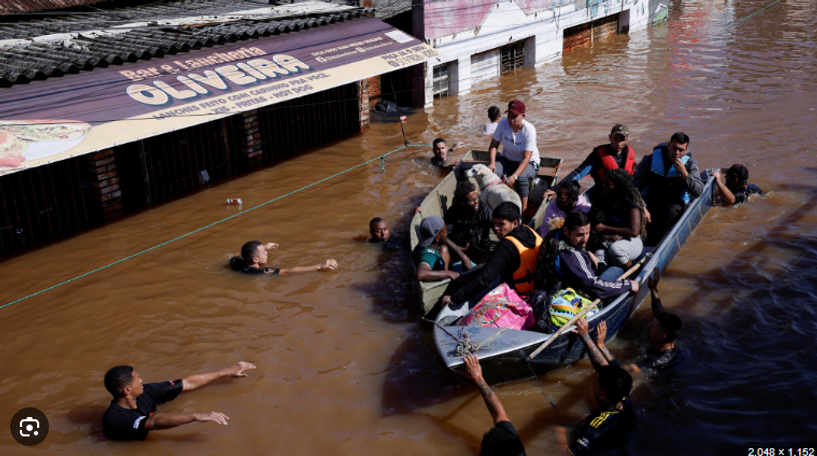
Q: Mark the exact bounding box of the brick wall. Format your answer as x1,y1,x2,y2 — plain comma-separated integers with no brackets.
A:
83,149,123,221
366,75,382,110
232,109,263,167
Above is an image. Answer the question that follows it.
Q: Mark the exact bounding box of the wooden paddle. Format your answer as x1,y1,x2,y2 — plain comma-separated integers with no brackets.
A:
528,254,650,360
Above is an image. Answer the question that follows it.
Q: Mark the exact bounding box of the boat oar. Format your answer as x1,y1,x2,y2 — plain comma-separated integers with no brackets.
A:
528,254,650,360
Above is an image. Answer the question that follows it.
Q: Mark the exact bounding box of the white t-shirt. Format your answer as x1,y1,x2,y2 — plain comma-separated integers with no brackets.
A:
483,121,499,136
492,118,540,165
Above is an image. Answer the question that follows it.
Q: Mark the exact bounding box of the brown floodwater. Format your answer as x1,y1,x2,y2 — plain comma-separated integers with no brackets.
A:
2,0,816,454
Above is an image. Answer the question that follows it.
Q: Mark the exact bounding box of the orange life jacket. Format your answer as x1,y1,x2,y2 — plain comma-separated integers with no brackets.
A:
504,225,543,293
594,145,636,182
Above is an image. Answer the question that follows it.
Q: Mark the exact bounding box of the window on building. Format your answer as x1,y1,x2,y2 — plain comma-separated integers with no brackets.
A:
500,42,525,75
432,64,449,98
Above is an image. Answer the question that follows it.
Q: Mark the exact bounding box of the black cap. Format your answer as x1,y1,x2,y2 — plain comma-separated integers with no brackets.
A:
726,164,749,181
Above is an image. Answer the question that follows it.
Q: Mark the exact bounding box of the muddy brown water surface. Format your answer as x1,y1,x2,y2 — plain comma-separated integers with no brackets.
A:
2,0,817,454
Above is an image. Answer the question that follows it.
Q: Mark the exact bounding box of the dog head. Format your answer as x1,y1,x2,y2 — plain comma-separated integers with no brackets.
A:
466,164,498,181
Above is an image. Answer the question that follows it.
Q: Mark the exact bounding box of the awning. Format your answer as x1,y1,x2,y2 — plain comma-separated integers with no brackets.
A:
0,17,440,177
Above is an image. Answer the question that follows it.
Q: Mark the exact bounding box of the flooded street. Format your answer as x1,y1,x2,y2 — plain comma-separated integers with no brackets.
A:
2,0,816,453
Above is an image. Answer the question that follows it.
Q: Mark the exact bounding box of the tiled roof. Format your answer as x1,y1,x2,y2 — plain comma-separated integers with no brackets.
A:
0,1,370,85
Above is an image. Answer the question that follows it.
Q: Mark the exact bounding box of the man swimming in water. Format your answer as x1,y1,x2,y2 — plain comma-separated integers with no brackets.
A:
230,241,338,276
369,217,390,243
712,164,764,205
574,270,683,374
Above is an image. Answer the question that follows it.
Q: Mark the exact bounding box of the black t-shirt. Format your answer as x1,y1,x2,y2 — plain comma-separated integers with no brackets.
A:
635,346,682,373
229,256,279,275
569,397,636,455
733,183,763,204
102,379,184,440
493,421,527,455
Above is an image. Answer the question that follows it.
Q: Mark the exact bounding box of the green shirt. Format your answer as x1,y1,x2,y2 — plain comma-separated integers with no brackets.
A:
412,245,445,271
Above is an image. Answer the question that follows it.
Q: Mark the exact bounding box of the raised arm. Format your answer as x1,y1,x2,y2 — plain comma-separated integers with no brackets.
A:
279,259,338,276
573,319,610,371
711,171,736,205
182,361,256,391
463,354,509,425
648,271,665,316
684,158,704,197
145,411,229,431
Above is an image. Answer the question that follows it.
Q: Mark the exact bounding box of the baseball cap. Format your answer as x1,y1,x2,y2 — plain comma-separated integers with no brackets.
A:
418,216,445,248
726,164,749,181
610,124,629,137
506,100,526,116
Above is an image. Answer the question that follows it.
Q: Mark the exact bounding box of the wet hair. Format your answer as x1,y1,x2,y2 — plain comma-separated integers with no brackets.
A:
454,181,477,201
481,426,525,456
104,365,134,398
657,312,683,342
488,106,501,122
432,138,446,148
597,364,633,401
670,132,690,145
369,217,385,231
557,179,581,200
563,211,590,232
592,168,647,239
241,241,263,263
493,201,520,223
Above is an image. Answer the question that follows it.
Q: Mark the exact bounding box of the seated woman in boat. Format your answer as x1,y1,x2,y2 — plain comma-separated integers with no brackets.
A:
536,211,638,301
412,216,472,282
537,179,591,236
444,181,495,264
588,168,646,281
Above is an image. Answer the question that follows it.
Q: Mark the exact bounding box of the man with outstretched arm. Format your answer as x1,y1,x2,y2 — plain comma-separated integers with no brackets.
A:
230,241,338,276
102,361,256,440
463,354,527,456
573,270,683,374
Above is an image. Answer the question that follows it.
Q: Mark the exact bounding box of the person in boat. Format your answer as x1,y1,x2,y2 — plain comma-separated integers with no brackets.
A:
589,168,647,281
483,106,502,136
463,354,527,456
102,361,256,440
536,211,638,301
633,132,704,246
546,124,636,205
230,241,338,276
487,100,541,213
412,215,472,282
445,181,495,264
537,180,591,237
430,137,465,171
369,217,390,243
562,329,636,454
712,164,764,205
441,202,541,308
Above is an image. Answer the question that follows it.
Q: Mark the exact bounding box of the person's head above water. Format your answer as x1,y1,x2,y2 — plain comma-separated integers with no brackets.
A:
487,106,501,123
104,365,142,400
555,180,581,212
594,364,632,406
725,164,749,191
481,425,526,456
369,217,390,243
491,202,520,239
241,241,267,266
562,211,591,250
432,138,448,161
649,312,682,346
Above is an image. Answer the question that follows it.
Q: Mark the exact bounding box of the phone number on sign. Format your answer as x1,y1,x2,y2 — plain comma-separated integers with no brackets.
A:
746,444,816,456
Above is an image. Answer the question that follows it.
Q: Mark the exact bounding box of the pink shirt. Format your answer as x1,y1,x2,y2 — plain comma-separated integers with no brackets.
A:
538,195,592,236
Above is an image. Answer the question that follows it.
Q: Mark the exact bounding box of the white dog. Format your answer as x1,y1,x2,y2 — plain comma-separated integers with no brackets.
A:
465,164,522,211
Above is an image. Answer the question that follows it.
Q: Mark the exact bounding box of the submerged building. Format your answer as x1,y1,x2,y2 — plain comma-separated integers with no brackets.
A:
414,0,669,104
0,0,437,256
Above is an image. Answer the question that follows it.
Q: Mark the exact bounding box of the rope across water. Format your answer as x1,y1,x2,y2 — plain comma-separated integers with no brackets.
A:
1,144,429,310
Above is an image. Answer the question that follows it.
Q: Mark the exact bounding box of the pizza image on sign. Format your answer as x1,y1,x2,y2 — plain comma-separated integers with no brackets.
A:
0,120,92,169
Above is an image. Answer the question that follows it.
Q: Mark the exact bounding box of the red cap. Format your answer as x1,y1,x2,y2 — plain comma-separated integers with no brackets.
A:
507,100,526,115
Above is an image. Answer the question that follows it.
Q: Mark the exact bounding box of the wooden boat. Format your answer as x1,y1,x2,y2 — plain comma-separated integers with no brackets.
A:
409,150,563,315
432,175,716,384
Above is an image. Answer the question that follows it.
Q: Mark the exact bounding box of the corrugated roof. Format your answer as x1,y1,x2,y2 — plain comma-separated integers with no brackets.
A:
0,0,107,13
0,1,371,85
